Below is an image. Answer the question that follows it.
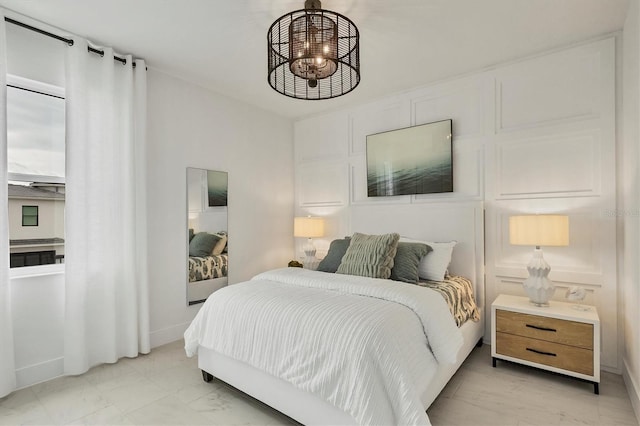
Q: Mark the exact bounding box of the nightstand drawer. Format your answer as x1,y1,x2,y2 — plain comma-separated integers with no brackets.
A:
496,309,593,350
496,332,593,375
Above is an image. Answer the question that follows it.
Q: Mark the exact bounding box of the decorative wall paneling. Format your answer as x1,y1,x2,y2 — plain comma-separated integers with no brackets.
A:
494,130,603,199
494,42,606,134
293,37,618,371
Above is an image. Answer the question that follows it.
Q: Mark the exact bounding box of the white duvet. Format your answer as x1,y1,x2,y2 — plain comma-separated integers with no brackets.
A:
184,268,463,425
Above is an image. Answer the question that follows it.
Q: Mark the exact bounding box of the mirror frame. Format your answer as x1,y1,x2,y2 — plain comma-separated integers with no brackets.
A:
186,167,228,306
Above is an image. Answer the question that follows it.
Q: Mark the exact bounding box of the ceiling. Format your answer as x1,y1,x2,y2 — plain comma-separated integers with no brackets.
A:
0,0,630,120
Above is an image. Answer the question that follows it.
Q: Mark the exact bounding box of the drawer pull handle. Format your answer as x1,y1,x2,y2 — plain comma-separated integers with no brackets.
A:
526,347,557,357
526,324,556,332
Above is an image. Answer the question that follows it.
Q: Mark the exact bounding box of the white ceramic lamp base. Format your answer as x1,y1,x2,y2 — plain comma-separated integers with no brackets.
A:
302,239,319,270
523,248,555,306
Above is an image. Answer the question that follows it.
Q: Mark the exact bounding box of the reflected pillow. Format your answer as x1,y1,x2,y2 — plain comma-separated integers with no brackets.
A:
336,232,400,279
401,238,457,281
188,228,195,242
317,237,351,273
390,242,432,283
218,231,228,253
212,234,227,256
189,232,222,257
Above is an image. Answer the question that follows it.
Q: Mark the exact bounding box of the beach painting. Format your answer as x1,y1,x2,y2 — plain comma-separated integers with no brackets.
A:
366,119,453,197
207,170,228,206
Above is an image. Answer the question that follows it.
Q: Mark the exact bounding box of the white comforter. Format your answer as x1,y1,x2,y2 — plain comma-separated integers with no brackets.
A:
184,268,463,425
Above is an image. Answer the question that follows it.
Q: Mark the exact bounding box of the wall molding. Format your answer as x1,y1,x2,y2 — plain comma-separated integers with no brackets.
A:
15,357,64,390
296,161,347,207
410,80,486,138
495,130,602,199
149,321,192,349
494,40,607,133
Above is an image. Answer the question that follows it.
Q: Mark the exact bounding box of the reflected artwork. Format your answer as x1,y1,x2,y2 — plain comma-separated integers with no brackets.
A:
207,170,228,207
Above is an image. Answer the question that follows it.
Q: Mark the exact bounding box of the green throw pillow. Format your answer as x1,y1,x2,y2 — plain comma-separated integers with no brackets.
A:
336,232,400,279
189,232,222,257
390,242,432,283
317,238,351,273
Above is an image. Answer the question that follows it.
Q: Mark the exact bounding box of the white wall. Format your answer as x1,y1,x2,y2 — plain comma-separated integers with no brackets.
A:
146,69,294,347
294,37,620,371
621,0,640,418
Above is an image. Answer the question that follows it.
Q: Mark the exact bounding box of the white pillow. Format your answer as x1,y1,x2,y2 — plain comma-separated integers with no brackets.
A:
400,238,457,281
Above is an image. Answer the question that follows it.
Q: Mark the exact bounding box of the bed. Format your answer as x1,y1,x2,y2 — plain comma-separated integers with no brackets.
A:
184,201,485,425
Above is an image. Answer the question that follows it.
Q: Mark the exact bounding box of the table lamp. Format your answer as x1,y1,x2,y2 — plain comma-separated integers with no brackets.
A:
294,216,325,269
509,214,569,306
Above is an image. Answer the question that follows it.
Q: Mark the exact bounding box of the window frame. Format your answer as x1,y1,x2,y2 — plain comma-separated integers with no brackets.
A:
7,74,65,275
7,74,65,184
21,205,39,226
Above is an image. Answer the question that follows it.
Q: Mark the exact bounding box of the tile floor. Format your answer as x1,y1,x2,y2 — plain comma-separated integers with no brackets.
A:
0,341,637,425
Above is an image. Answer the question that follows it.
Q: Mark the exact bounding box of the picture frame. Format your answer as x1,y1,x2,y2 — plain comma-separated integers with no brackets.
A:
207,170,228,207
366,119,453,197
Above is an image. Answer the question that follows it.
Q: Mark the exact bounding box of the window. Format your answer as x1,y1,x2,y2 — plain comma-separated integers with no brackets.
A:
7,75,65,269
21,205,38,226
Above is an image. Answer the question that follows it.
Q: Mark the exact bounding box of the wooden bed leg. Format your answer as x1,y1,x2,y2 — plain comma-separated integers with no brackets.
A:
476,337,484,348
202,370,214,383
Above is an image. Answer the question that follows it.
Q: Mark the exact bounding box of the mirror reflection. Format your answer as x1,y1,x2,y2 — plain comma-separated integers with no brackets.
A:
187,167,228,305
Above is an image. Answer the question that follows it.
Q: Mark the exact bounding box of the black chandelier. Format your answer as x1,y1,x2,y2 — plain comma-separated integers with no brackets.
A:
267,0,360,100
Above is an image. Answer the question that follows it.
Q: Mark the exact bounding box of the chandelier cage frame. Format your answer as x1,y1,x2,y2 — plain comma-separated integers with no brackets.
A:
267,5,360,100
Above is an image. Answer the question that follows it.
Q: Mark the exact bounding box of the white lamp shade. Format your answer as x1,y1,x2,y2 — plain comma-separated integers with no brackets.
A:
509,215,569,247
294,217,325,238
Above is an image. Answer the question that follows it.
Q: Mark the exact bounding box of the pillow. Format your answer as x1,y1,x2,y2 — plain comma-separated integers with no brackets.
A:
401,238,457,281
188,228,195,242
336,232,400,279
317,237,351,273
189,232,222,257
212,234,227,256
390,242,432,283
218,231,228,253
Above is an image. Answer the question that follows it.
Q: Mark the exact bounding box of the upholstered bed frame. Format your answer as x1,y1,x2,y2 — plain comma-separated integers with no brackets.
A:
198,201,485,425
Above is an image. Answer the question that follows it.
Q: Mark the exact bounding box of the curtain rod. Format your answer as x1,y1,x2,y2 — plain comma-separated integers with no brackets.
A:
4,16,138,67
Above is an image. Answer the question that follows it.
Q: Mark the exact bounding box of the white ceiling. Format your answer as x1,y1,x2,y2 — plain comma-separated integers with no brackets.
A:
0,0,630,120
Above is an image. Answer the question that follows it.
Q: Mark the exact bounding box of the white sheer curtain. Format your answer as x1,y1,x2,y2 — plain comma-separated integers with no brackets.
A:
64,38,149,374
0,10,17,398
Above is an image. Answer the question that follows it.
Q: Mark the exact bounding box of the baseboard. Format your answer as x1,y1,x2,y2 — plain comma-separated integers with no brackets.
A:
623,358,640,424
15,357,64,390
149,321,192,348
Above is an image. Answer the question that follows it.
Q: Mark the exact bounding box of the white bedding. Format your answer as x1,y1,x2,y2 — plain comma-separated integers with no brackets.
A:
184,268,463,425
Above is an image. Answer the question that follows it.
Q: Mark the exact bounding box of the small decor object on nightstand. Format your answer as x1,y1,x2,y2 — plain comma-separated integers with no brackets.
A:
566,286,590,311
509,214,569,306
288,260,303,268
294,216,325,269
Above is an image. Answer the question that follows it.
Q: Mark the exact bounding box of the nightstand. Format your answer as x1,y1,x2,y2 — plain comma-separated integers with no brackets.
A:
491,294,600,394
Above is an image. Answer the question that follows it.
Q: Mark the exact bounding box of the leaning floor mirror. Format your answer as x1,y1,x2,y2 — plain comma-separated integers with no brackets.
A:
186,167,229,305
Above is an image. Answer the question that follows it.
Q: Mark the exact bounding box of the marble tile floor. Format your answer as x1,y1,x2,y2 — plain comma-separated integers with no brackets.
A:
0,341,637,425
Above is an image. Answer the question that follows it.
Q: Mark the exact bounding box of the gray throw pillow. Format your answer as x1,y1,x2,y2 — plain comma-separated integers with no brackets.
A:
390,242,432,283
317,238,351,273
336,232,400,279
188,228,195,243
189,232,222,257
